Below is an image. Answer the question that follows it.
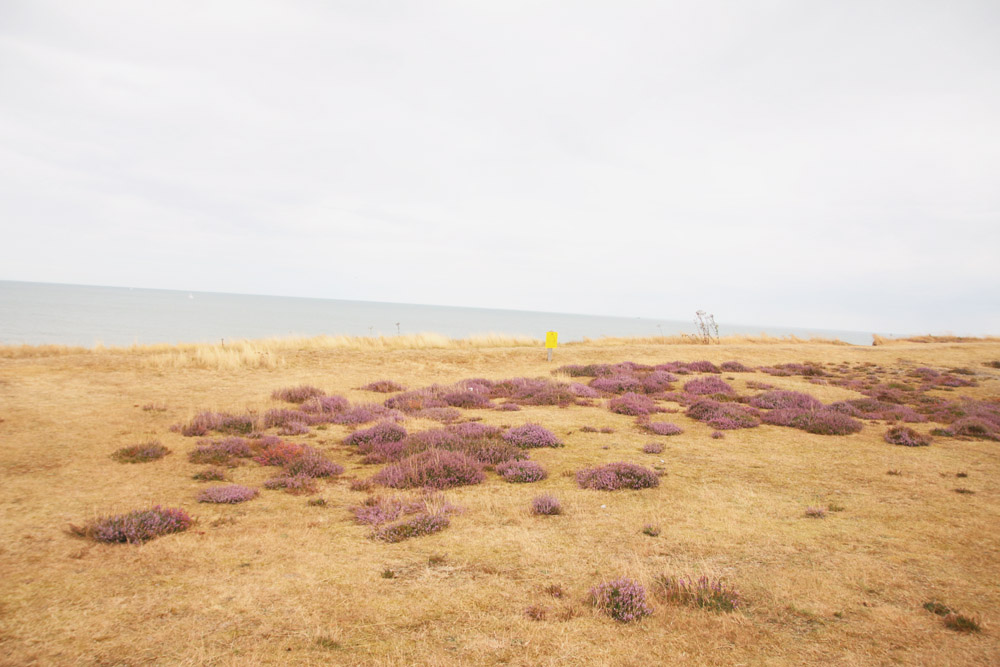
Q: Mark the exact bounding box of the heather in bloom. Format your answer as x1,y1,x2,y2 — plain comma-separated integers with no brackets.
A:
442,391,492,409
352,492,460,542
641,370,678,394
644,422,683,436
253,441,305,466
263,474,318,495
197,485,259,504
361,380,405,393
789,410,863,435
73,506,192,544
179,411,256,437
642,442,664,454
683,376,735,396
589,578,652,622
111,441,170,463
654,575,740,612
370,513,450,542
271,385,324,403
192,466,228,481
749,390,823,411
283,448,344,478
373,449,485,489
189,437,254,466
576,462,660,491
720,361,753,372
495,460,548,483
608,392,659,416
686,400,761,430
300,395,350,415
884,426,932,447
531,494,562,515
344,421,408,448
502,423,562,448
589,374,643,394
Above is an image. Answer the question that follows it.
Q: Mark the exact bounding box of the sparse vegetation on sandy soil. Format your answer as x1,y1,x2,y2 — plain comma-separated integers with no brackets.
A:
1,337,998,665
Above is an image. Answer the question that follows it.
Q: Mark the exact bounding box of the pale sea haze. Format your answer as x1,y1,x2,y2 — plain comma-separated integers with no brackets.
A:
0,281,874,347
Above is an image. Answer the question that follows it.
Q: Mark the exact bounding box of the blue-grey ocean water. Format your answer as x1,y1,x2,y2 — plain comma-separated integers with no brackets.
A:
0,281,872,347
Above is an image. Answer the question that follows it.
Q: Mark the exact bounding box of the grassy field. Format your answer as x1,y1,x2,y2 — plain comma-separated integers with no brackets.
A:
1,337,998,665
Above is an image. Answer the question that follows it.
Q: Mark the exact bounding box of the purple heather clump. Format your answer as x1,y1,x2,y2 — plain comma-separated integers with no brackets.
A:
644,422,683,436
370,513,450,542
948,417,999,440
263,474,318,495
457,378,496,393
180,411,256,437
496,460,548,483
568,382,600,398
271,385,325,403
502,423,562,448
283,449,344,477
360,439,409,464
384,388,449,413
720,361,753,373
449,422,503,439
745,380,775,391
749,390,823,411
457,439,528,466
590,578,652,623
608,392,660,416
789,410,864,435
686,400,761,429
531,494,562,515
373,449,485,489
253,441,305,466
442,391,493,409
77,506,193,544
279,421,310,436
686,361,721,374
344,421,408,448
193,466,228,481
576,462,660,491
197,484,259,504
188,437,254,465
361,379,406,393
262,408,314,429
300,395,350,415
642,442,664,454
711,431,725,439
111,441,170,463
761,408,807,427
827,399,925,423
761,363,828,378
330,404,400,426
683,376,735,396
405,428,462,451
497,402,522,411
555,364,601,377
489,377,579,406
884,426,932,447
589,374,644,394
641,370,678,393
414,406,463,422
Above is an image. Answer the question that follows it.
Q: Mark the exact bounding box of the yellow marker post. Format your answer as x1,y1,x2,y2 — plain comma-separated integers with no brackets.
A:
545,331,558,362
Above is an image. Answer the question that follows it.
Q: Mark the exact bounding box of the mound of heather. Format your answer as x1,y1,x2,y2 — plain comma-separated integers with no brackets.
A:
576,462,660,491
373,449,485,489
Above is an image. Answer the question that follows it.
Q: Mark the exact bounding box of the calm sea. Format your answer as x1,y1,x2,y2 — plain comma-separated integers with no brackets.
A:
0,281,872,347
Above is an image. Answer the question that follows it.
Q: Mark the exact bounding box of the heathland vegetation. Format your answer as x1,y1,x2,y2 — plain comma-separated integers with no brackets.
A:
1,335,998,664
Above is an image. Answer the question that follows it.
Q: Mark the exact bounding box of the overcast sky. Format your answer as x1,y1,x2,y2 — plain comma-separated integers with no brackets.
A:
1,1,998,335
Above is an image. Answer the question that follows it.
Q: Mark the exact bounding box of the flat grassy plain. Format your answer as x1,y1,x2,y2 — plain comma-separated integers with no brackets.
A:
1,337,998,665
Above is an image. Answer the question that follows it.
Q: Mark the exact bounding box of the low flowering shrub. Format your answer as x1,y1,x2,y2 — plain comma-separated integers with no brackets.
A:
300,395,350,415
576,462,660,491
948,417,999,440
642,442,664,454
253,441,305,466
642,371,678,393
197,485,259,504
278,421,310,436
189,437,254,466
686,400,761,430
361,380,405,393
111,441,170,463
344,421,408,448
789,410,863,435
359,439,409,464
644,422,683,436
683,377,735,396
720,361,752,372
283,449,344,478
589,374,643,394
442,391,492,409
653,575,740,612
496,460,548,483
72,506,192,544
263,474,318,495
502,423,562,448
711,431,725,439
373,449,485,489
685,360,720,374
531,494,562,515
589,578,652,623
749,390,822,411
884,426,932,447
178,411,256,437
497,402,521,411
192,466,228,481
608,392,660,416
568,383,600,398
414,407,463,422
371,513,449,542
271,385,324,403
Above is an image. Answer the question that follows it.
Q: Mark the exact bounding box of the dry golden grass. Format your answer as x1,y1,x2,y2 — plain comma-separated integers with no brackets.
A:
1,338,999,665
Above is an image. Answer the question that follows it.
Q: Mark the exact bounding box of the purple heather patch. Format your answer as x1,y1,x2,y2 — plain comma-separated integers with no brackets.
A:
496,460,548,483
75,506,192,544
372,449,485,489
644,422,683,436
590,578,652,623
271,385,325,403
683,376,735,396
344,421,408,448
749,390,823,411
884,426,932,447
686,400,761,430
608,392,660,416
361,380,406,393
197,484,259,504
576,462,660,491
531,494,562,515
502,423,562,448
